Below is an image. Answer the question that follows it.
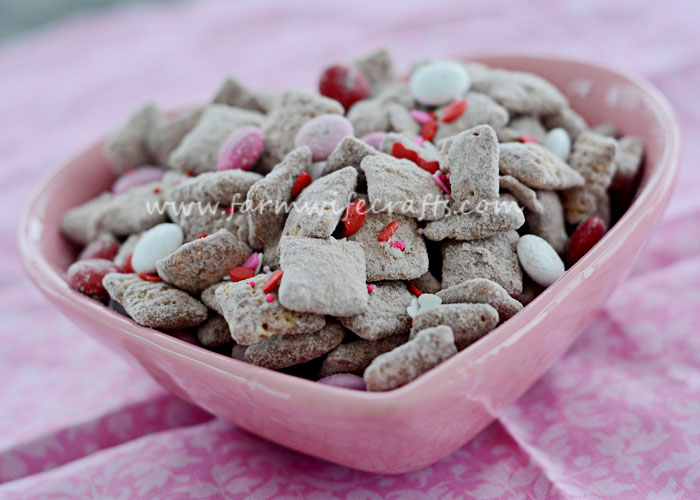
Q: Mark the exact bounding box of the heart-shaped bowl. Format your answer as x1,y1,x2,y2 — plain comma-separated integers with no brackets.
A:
18,54,679,474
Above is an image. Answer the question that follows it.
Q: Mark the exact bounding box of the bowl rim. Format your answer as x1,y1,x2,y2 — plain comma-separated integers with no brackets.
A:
16,53,681,414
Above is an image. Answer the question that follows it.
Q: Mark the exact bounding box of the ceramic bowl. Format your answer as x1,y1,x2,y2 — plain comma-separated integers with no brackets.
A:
17,55,680,474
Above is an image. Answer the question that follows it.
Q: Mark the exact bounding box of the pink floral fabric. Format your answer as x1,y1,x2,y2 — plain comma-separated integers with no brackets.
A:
1,0,699,498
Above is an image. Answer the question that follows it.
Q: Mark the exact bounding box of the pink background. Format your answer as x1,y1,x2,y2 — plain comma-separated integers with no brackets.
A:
2,0,700,498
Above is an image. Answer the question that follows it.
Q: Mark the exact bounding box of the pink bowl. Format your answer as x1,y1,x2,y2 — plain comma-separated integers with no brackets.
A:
17,55,680,474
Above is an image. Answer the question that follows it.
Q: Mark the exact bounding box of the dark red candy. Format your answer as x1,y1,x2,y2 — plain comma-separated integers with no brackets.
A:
319,65,371,111
566,216,607,266
66,259,120,300
342,199,367,237
78,234,119,261
291,171,312,198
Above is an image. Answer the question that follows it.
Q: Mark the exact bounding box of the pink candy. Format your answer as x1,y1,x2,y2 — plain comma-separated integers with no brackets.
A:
433,170,451,195
411,135,426,146
111,166,166,194
410,109,433,125
217,126,264,171
242,252,260,271
265,293,275,303
295,114,354,162
367,284,375,293
389,240,406,251
360,131,387,150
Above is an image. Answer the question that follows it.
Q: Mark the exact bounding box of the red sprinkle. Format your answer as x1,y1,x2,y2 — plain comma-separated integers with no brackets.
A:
420,120,438,142
377,221,399,242
138,273,162,282
341,199,367,237
391,142,440,174
419,159,440,174
441,99,468,123
198,233,208,239
153,187,162,194
519,134,539,144
262,270,284,294
226,205,234,214
185,170,194,177
566,216,607,266
124,253,134,273
265,293,275,303
229,266,256,282
291,171,312,198
408,284,423,297
367,284,375,293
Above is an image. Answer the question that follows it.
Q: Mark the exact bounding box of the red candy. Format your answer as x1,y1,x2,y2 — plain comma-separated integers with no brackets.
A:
519,134,539,144
78,235,119,261
420,120,438,142
291,171,312,198
441,99,468,123
198,234,208,239
66,258,120,300
342,199,367,237
377,221,399,242
408,284,423,297
391,142,440,174
124,253,134,273
319,65,371,111
566,216,607,266
229,266,256,282
262,270,284,294
138,273,163,282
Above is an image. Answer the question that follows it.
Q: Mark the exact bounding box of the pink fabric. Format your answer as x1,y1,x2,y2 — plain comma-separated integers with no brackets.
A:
1,0,699,497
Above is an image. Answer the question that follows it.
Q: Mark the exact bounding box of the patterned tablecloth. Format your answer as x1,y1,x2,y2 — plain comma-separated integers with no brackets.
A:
2,0,700,498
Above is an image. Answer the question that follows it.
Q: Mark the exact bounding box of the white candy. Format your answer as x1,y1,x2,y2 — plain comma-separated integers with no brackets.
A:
517,234,565,287
407,293,443,318
410,61,470,106
131,223,184,274
544,127,571,161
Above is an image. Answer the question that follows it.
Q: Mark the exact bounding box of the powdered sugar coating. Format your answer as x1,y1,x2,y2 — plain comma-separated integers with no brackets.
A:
423,197,524,241
200,282,226,315
148,107,203,165
498,142,584,190
436,278,523,321
354,48,396,96
409,303,499,350
196,314,233,347
212,76,275,113
104,103,159,173
169,169,262,206
434,92,509,142
499,175,544,214
61,193,114,246
319,334,408,377
338,281,413,340
409,271,441,294
612,136,644,188
95,182,167,237
526,190,568,254
471,69,568,115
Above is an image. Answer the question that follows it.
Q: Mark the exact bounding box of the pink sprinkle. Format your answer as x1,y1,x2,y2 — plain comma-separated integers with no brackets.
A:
389,240,406,251
411,135,426,146
226,206,234,214
417,228,424,235
367,284,375,293
263,265,271,273
242,252,259,271
265,293,274,303
410,109,433,125
433,170,451,195
249,281,255,287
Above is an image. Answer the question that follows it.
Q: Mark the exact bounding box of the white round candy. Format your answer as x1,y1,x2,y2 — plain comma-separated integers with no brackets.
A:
410,61,470,106
517,234,565,287
131,223,184,274
544,127,571,161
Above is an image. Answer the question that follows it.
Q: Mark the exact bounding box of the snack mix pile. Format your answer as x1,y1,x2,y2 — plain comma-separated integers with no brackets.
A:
62,50,645,392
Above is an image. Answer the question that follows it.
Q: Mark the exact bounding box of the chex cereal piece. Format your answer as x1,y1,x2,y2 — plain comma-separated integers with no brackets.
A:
244,321,346,369
263,231,282,270
562,184,611,227
497,115,548,143
387,103,420,136
215,272,326,345
434,92,509,142
542,107,588,140
347,99,389,138
436,278,522,321
169,170,262,206
104,103,159,173
322,136,379,178
95,182,167,237
278,237,369,316
156,229,250,294
409,303,499,350
282,166,357,238
498,142,584,190
612,136,644,187
409,271,441,294
423,196,524,241
437,125,499,210
212,76,275,113
361,155,447,221
338,281,413,340
61,193,113,245
169,105,264,174
526,191,568,254
441,230,523,295
231,344,248,361
103,273,208,329
347,211,428,281
354,48,396,95
364,325,457,391
247,146,312,249
260,90,344,172
319,334,408,377
147,107,203,165
200,282,226,315
169,207,248,242
562,131,617,224
196,314,233,347
471,69,568,115
499,175,544,214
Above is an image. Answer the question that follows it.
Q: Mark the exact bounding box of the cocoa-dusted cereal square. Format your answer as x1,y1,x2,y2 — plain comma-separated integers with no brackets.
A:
437,278,523,320
338,281,413,340
409,303,499,350
319,334,407,377
498,142,584,190
434,93,509,143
